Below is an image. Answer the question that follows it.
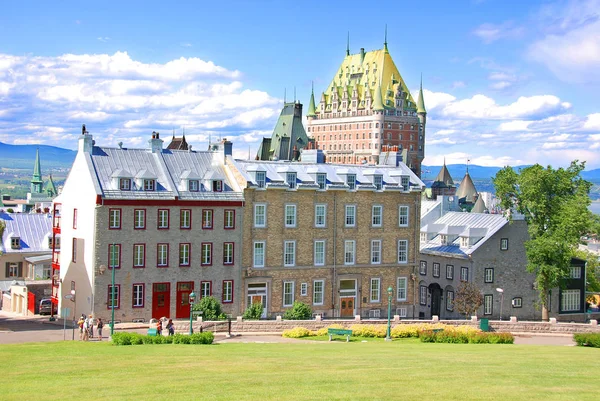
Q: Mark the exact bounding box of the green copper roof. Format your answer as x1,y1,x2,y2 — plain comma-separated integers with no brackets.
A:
257,102,310,161
32,149,42,184
307,84,317,117
45,175,57,197
417,76,426,114
372,85,384,111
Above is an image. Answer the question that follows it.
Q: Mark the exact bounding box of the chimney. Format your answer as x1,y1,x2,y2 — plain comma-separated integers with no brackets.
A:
148,131,164,153
360,48,365,64
78,124,93,153
222,139,233,157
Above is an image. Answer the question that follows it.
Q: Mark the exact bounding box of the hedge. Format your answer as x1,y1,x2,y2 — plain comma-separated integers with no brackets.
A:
282,324,483,340
573,333,600,348
111,331,214,345
418,330,514,344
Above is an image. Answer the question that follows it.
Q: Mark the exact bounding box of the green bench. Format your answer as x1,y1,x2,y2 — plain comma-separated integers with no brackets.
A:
432,329,444,333
328,328,352,342
147,328,158,336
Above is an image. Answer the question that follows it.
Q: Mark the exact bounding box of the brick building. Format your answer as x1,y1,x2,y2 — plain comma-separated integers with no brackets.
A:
227,151,425,319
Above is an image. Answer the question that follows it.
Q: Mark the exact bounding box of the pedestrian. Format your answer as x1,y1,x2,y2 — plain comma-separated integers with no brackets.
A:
82,317,90,341
156,319,163,336
77,315,85,340
166,319,175,336
88,314,94,338
97,318,103,340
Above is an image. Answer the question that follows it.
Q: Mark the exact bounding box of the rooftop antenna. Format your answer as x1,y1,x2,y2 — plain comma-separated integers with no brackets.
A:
384,24,388,53
467,158,471,173
346,31,350,56
248,145,251,160
294,86,296,103
284,88,286,104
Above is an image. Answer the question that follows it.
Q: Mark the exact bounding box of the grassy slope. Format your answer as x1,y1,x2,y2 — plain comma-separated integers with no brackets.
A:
0,341,598,401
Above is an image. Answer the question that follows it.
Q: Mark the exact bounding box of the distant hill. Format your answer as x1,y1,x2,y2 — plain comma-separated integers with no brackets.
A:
0,142,76,169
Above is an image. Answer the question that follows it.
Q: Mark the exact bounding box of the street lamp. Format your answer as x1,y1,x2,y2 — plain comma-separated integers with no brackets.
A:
189,291,196,335
496,288,504,321
110,263,116,336
70,289,76,340
385,286,393,341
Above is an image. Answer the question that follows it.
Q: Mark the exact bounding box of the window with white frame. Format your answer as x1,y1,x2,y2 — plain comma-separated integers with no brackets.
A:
460,267,469,282
212,180,222,192
109,209,121,229
286,172,297,189
224,210,235,229
158,209,169,229
202,209,213,229
143,179,155,191
569,266,581,279
284,241,296,267
201,243,212,265
300,283,308,296
134,209,145,229
253,241,265,267
397,240,408,263
419,285,427,305
485,268,494,283
446,264,454,280
283,281,294,307
347,174,356,190
419,260,427,275
372,205,382,227
561,290,580,312
484,294,493,315
433,263,440,278
370,278,380,302
188,180,199,192
317,173,327,190
400,176,409,191
119,178,131,191
157,244,168,267
179,243,190,266
254,204,266,228
108,285,120,309
313,280,324,305
512,297,522,308
446,290,454,311
133,284,144,307
201,281,211,298
223,243,234,265
133,244,145,267
315,204,326,227
397,277,407,301
371,240,381,264
344,240,356,265
345,205,356,227
373,174,383,190
109,244,121,268
314,240,325,266
285,204,296,228
180,209,191,229
398,205,409,227
223,281,233,303
500,238,509,250
256,171,266,188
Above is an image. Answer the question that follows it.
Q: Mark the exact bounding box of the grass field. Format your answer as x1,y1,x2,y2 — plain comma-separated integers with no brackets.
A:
1,340,598,401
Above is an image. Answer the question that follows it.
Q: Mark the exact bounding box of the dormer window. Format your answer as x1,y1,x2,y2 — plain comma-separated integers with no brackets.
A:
461,237,469,247
374,175,383,190
317,173,327,190
440,235,448,246
401,176,409,191
256,171,266,188
347,174,356,190
119,178,131,191
212,180,223,192
286,172,297,189
143,179,155,191
420,233,427,243
11,237,20,249
188,180,199,192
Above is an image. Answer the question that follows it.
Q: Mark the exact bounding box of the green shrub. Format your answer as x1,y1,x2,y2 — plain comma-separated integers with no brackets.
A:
130,333,144,345
468,332,489,344
314,324,345,337
173,334,191,344
350,324,386,338
189,332,214,344
574,333,600,347
242,303,263,320
282,327,312,338
283,302,312,320
192,296,227,321
418,330,436,343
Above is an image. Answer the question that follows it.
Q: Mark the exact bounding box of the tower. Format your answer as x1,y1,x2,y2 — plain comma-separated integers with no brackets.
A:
31,149,43,194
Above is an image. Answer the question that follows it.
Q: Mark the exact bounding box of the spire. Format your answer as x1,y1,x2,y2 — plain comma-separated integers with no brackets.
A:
30,148,43,194
384,24,388,53
417,74,427,114
307,82,316,117
346,32,350,56
45,174,57,197
372,85,385,111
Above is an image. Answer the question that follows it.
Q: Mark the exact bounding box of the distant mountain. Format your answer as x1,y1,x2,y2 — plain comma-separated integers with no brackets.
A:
0,142,76,169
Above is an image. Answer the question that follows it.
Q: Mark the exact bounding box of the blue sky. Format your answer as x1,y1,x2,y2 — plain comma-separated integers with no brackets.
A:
1,0,599,168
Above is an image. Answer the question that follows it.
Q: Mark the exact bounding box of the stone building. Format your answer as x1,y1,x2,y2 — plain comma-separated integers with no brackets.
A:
227,151,425,319
306,37,426,176
53,128,244,322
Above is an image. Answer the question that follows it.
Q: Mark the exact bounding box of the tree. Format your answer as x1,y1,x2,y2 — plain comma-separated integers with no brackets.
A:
191,296,227,321
242,302,263,320
493,161,592,321
454,281,484,318
573,248,600,304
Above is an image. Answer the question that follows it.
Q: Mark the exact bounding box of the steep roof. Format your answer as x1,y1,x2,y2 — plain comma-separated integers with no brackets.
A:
432,162,454,187
417,77,426,114
456,172,478,203
471,196,488,213
0,213,53,254
167,135,189,150
257,102,309,161
45,175,57,197
31,149,43,186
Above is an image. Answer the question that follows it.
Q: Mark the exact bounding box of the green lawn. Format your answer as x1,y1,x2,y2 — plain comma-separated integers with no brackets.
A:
1,340,598,401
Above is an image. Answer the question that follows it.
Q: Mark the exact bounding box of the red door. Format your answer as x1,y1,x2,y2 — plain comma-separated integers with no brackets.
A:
152,283,171,319
28,292,35,315
176,282,194,319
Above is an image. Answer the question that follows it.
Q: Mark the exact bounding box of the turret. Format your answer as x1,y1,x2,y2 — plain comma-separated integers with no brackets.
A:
31,149,43,194
307,83,317,118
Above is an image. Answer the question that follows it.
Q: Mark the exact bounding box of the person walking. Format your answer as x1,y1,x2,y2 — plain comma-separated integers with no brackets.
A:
97,318,104,341
166,319,175,336
88,315,94,339
82,317,90,341
156,319,163,336
77,315,85,340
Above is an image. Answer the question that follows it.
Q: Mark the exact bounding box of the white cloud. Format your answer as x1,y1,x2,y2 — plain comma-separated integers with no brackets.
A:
427,137,458,145
97,37,110,42
499,120,532,131
451,81,466,89
473,21,524,44
583,113,600,130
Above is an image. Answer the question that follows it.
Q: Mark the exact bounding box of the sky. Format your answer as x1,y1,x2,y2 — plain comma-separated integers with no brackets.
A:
0,0,599,168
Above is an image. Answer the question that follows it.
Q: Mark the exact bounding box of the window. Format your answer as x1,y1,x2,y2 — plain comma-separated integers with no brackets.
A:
372,205,382,227
180,209,191,229
72,238,77,262
397,277,407,301
313,280,324,305
460,267,469,282
212,180,222,192
419,261,427,275
344,240,355,265
201,243,212,266
202,209,213,229
285,204,296,228
108,285,120,309
254,204,266,228
157,244,169,267
109,244,121,269
224,210,235,229
420,286,427,305
446,291,454,311
373,175,383,190
223,242,234,265
133,284,144,308
485,268,494,283
200,281,211,298
157,209,169,229
73,209,78,229
569,266,582,279
397,240,408,263
512,297,522,308
143,179,155,191
283,281,294,307
284,241,296,266
500,238,509,251
370,278,380,302
433,263,440,278
300,283,308,296
314,240,325,266
223,281,233,303
120,178,131,191
399,206,409,227
317,173,327,190
133,244,145,268
315,204,326,227
561,290,581,312
347,174,356,190
371,240,381,264
188,180,199,192
401,176,409,191
109,209,121,229
256,171,266,188
134,209,146,229
179,243,190,266
286,172,297,189
5,262,22,278
345,205,356,227
484,295,493,315
446,264,454,280
10,237,20,249
253,241,265,267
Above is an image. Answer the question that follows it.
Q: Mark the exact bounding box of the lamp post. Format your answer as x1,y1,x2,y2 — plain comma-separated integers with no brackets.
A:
496,288,504,321
110,263,116,336
189,291,196,335
71,289,76,340
385,286,393,341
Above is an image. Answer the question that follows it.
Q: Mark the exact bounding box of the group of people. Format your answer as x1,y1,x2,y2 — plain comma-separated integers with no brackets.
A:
77,314,104,341
157,318,175,336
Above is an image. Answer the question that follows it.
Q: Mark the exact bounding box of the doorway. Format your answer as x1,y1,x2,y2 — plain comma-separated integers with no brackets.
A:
429,283,442,318
247,283,267,318
176,282,194,319
339,279,357,318
152,282,170,319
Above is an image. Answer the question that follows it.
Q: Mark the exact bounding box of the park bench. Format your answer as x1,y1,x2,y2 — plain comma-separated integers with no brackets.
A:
432,328,444,333
328,328,352,342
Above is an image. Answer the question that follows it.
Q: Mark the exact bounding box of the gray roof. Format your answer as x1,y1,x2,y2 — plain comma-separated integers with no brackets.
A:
456,172,478,203
0,213,53,254
420,212,508,258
